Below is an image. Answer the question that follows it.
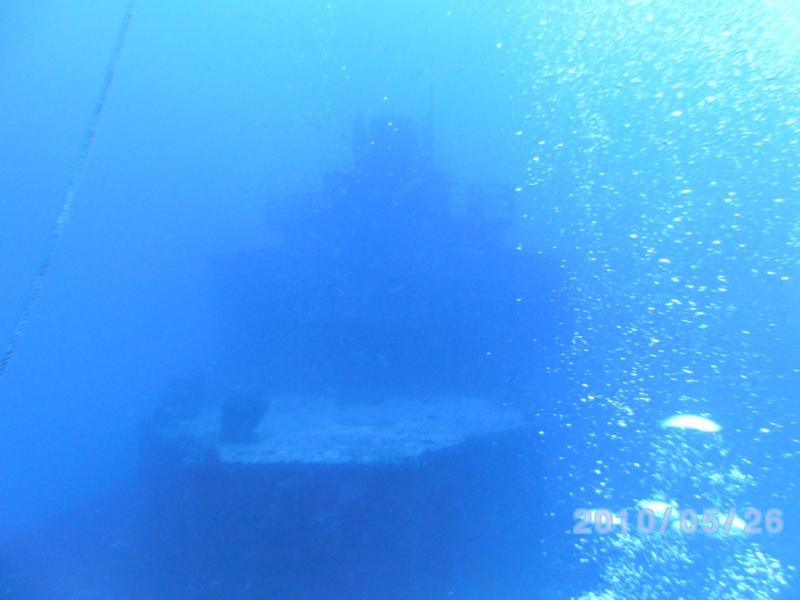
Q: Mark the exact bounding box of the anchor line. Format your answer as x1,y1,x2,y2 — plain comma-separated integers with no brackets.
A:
0,1,137,378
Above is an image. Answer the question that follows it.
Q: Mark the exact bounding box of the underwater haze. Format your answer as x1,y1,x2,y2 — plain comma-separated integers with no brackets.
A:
1,1,798,599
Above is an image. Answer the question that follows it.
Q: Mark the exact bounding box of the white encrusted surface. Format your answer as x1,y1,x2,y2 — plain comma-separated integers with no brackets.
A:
185,396,524,465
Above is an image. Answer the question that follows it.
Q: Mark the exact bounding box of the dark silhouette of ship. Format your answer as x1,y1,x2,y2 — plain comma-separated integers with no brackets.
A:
131,116,566,600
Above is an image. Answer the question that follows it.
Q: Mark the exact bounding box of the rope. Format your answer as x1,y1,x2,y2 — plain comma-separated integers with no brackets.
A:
0,0,137,379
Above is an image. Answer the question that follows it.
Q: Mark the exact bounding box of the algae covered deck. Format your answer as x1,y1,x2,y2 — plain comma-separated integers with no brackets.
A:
166,396,525,466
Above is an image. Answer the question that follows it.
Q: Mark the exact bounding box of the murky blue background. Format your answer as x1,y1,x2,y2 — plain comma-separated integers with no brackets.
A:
1,1,797,598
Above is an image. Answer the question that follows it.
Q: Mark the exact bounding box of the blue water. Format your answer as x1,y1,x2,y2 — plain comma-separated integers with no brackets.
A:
1,1,798,598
